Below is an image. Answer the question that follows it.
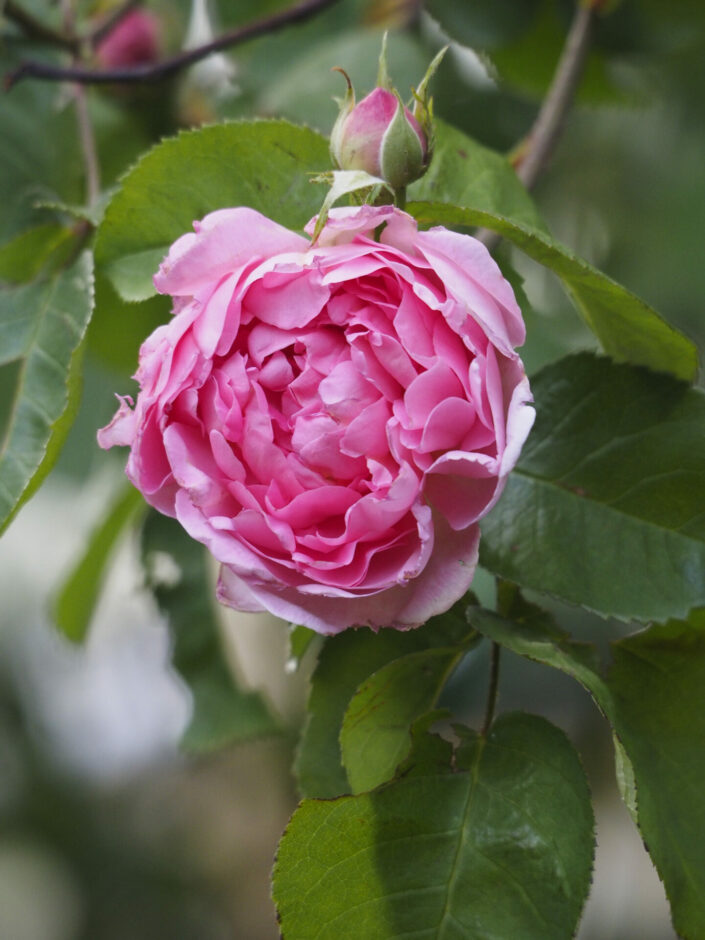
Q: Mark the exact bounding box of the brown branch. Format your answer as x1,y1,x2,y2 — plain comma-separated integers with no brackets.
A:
5,0,341,90
2,0,78,51
515,0,595,190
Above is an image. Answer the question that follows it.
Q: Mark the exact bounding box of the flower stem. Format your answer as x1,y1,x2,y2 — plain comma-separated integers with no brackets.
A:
481,641,501,737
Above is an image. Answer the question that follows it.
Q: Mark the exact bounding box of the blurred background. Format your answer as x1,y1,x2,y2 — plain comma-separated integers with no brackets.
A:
1,0,704,936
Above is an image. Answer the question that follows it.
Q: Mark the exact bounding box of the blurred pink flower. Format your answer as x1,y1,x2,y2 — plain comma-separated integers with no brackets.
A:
99,205,534,634
96,9,161,68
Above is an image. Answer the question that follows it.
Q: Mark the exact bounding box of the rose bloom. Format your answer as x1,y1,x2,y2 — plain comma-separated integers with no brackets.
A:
99,205,534,634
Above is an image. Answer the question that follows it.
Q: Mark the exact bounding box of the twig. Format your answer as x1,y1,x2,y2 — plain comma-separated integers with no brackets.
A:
515,1,595,190
3,0,77,51
481,642,501,736
477,0,596,250
89,0,141,47
5,0,341,89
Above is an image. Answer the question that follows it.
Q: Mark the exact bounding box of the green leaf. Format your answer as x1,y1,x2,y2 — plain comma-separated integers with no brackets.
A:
95,120,330,302
53,482,145,644
608,613,705,939
141,511,279,753
87,270,170,379
286,624,318,674
407,201,698,382
479,353,705,622
0,252,94,534
295,596,475,798
426,0,541,49
0,224,77,285
469,597,705,940
275,713,594,939
410,120,547,233
340,647,462,793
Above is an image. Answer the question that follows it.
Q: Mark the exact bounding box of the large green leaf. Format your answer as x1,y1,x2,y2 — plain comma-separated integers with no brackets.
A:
479,353,705,622
340,646,464,793
53,482,146,644
469,595,705,940
275,713,594,939
409,120,547,233
295,598,474,798
141,511,279,752
95,120,331,302
0,252,94,534
607,612,705,940
407,201,698,382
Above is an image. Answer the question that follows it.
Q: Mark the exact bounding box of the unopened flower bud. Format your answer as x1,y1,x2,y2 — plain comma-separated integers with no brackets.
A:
330,86,427,192
329,37,446,193
96,10,161,68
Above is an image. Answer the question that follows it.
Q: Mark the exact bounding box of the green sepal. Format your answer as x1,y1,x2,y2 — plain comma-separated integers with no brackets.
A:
379,92,426,191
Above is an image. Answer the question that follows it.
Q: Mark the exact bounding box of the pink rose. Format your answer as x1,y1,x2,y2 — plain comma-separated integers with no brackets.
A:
99,205,534,634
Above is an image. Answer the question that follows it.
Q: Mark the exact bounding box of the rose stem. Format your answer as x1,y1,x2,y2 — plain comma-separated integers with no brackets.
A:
481,641,501,737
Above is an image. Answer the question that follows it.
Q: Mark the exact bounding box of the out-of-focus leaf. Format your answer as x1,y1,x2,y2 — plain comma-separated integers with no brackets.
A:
0,224,77,285
479,353,705,622
426,0,541,49
469,595,705,940
0,252,94,534
295,596,475,798
95,120,330,301
0,81,82,243
53,482,145,644
408,202,698,381
141,511,279,752
340,646,461,793
88,270,169,379
275,713,594,939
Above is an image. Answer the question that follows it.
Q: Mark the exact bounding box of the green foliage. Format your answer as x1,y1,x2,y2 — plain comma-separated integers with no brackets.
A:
408,202,698,381
0,224,77,285
53,482,145,644
95,120,331,301
141,511,279,753
469,593,705,940
479,353,705,622
274,713,594,939
339,647,463,793
0,251,94,534
295,597,474,798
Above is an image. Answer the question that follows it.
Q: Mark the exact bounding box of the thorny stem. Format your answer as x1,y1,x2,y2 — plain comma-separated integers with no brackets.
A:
481,642,501,737
74,83,100,207
477,0,596,249
4,0,341,89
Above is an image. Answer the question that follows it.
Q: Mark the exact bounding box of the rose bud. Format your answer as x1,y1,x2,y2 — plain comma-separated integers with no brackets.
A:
96,9,161,69
99,205,534,636
330,37,445,193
